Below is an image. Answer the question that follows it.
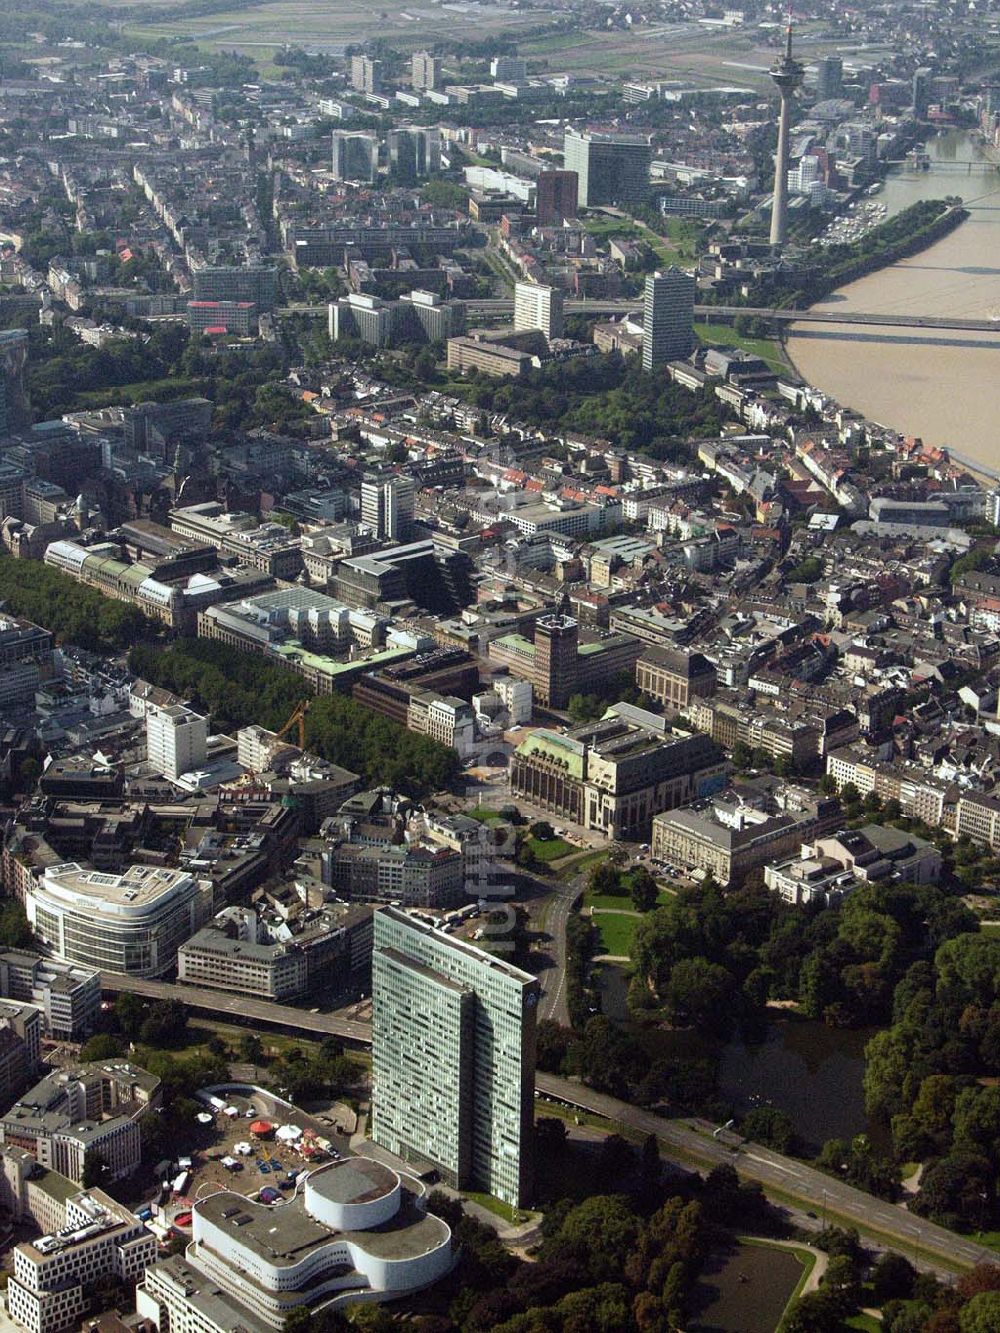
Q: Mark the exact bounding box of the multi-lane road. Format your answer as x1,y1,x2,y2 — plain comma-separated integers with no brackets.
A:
276,298,1000,333
98,972,373,1046
103,921,998,1274
534,874,584,1026
535,1073,999,1272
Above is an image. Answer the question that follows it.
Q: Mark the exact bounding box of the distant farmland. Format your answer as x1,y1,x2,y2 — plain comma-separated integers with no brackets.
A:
112,0,839,90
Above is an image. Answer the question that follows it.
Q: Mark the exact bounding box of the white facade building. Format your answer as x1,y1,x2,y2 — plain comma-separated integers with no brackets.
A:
24,863,213,978
146,703,208,781
513,281,563,339
136,1158,451,1331
493,674,533,724
8,1190,156,1333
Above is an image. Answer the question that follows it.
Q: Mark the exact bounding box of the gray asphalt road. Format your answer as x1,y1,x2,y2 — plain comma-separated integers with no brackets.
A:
536,1073,1000,1272
102,969,998,1271
99,973,373,1046
532,875,585,1027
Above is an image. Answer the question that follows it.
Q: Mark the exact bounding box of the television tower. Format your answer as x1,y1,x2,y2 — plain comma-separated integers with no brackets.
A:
769,21,804,249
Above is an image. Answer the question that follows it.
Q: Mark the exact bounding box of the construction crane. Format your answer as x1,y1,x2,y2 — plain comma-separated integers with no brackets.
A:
276,699,310,750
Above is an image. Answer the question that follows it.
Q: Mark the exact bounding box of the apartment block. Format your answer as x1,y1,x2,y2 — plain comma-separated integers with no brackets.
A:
513,281,563,339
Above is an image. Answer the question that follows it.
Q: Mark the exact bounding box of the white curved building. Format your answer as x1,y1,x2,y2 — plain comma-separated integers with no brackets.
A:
137,1159,452,1332
25,863,213,978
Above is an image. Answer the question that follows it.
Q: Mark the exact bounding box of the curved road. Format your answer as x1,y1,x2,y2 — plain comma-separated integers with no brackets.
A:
534,875,584,1026
536,1073,1000,1273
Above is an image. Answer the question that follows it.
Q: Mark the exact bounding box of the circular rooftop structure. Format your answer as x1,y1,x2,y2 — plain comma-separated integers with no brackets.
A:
305,1158,401,1232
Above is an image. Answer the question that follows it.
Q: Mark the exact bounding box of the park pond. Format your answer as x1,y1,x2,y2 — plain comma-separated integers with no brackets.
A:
688,1240,805,1333
598,963,878,1151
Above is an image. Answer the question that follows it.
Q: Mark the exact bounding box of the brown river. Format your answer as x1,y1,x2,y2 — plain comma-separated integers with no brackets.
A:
786,130,1000,477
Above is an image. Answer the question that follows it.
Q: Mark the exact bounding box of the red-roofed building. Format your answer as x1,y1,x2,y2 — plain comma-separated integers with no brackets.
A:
187,300,258,336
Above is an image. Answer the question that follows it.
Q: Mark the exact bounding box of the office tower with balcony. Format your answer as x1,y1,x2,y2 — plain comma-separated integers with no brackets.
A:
351,55,383,95
411,51,442,91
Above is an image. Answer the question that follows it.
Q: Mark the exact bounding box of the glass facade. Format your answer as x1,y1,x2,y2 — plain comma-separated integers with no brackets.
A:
371,908,538,1208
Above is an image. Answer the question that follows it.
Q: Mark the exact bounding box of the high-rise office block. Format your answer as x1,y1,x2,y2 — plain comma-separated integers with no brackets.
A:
563,131,651,207
0,330,29,438
490,55,527,82
329,293,394,346
913,66,933,118
190,264,278,311
146,703,208,781
536,169,578,225
411,51,442,91
768,24,804,249
814,54,843,101
330,290,464,347
331,131,379,183
351,55,383,95
360,474,416,541
371,906,538,1208
387,127,441,182
642,267,695,371
534,613,579,709
513,281,563,340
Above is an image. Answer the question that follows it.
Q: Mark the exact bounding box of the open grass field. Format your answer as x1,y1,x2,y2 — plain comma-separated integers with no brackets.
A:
584,889,672,912
695,320,787,374
592,910,638,958
119,0,559,61
524,835,575,863
106,0,842,91
520,23,841,86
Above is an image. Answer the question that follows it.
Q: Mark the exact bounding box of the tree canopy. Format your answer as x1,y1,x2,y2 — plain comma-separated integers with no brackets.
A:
129,638,461,798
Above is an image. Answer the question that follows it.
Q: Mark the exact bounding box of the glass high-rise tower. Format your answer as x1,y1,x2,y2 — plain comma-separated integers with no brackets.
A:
371,906,539,1208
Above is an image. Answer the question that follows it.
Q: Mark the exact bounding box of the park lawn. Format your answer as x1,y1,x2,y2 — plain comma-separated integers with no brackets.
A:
695,321,787,374
526,836,574,863
466,807,508,823
592,911,638,958
463,1190,537,1224
585,891,637,911
139,1018,322,1064
844,1317,882,1333
74,375,211,408
581,215,642,240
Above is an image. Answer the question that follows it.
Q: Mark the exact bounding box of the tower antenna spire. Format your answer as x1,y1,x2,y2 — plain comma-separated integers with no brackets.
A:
768,7,804,249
